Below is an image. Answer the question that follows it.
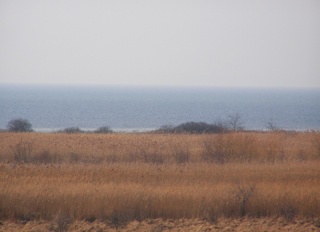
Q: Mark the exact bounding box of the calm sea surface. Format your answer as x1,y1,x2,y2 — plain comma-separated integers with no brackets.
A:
0,85,319,132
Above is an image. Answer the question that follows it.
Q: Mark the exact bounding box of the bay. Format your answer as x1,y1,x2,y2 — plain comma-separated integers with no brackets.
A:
0,84,319,132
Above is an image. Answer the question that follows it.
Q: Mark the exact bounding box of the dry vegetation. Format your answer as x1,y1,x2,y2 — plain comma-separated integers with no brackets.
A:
0,131,320,231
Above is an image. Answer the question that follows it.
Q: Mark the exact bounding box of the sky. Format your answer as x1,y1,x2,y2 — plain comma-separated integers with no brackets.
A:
0,0,319,88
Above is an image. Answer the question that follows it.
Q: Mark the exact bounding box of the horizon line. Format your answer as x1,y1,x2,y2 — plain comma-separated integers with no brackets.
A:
1,82,320,90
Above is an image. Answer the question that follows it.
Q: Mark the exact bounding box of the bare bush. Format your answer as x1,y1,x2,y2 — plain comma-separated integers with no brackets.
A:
53,213,72,232
232,184,256,217
312,133,320,159
172,145,190,164
265,137,283,163
110,209,130,228
104,153,118,163
280,204,297,222
228,113,244,132
10,140,33,163
297,149,307,162
202,134,257,164
201,138,215,162
202,136,228,164
201,204,218,224
144,152,164,164
69,152,80,163
267,119,279,131
33,150,59,164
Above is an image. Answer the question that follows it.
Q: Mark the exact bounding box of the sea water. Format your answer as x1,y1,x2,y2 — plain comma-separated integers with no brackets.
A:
0,84,319,132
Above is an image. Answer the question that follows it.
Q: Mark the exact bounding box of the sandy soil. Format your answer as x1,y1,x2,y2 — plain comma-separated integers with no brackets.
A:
0,217,319,232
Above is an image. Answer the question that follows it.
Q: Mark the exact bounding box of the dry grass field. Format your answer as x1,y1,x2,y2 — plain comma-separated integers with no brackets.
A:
0,131,320,231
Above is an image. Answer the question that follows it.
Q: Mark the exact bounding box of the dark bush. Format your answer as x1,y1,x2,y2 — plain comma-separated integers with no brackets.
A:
62,127,83,134
53,213,72,232
33,150,59,164
280,204,297,221
7,118,33,132
143,152,164,164
158,124,174,133
94,126,113,134
110,209,130,228
171,121,226,134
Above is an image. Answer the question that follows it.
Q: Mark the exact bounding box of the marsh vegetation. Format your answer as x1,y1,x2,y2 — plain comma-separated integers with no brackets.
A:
0,132,319,231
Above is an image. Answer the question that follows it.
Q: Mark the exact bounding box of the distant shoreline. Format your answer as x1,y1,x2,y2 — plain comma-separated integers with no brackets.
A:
1,85,320,131
33,127,157,133
1,128,318,134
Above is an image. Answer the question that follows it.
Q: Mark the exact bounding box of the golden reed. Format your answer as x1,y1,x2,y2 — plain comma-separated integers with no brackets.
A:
0,132,319,223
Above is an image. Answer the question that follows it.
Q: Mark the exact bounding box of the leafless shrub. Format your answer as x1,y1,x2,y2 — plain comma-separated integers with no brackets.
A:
312,133,320,159
142,147,165,164
110,209,129,228
126,147,145,163
297,149,307,162
265,137,284,163
202,136,228,164
228,113,244,132
104,153,118,163
144,152,164,164
280,204,297,222
242,136,258,162
84,216,96,223
266,118,280,131
9,140,33,163
33,150,59,164
201,205,218,224
279,148,287,162
232,184,256,217
172,145,190,164
69,152,80,163
213,136,228,164
202,134,259,164
53,213,72,232
201,138,215,162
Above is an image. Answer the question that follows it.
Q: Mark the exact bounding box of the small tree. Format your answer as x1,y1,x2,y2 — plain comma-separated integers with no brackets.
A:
267,119,278,131
232,184,256,217
7,118,33,132
228,113,244,132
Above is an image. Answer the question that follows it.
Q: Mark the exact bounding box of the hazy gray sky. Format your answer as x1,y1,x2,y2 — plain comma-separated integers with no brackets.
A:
0,0,319,87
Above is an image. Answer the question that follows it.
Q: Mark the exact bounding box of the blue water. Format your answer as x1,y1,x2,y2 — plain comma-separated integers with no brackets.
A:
0,84,319,132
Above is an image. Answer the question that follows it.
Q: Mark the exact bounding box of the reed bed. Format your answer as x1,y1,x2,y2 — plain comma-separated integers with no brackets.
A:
0,132,319,227
0,162,319,222
0,131,319,164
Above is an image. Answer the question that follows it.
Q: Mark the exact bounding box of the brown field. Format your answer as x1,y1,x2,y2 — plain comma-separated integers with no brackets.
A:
0,131,320,231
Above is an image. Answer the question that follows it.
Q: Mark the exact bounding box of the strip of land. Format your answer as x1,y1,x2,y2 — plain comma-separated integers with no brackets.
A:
0,132,319,231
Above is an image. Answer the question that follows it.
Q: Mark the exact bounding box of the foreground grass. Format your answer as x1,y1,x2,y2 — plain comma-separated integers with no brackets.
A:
1,217,320,231
0,162,319,222
0,132,320,231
